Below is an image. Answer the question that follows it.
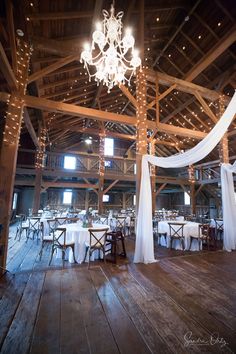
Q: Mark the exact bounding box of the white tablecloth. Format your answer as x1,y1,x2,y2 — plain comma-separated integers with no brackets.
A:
158,221,201,251
62,223,110,263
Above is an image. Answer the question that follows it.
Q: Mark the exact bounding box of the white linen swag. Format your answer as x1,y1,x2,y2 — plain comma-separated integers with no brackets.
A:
134,92,236,263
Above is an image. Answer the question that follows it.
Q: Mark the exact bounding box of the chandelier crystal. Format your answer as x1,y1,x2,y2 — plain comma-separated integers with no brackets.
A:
80,3,141,92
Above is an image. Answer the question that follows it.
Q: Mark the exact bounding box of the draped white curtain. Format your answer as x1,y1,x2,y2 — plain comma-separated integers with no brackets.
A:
221,162,236,251
134,92,236,263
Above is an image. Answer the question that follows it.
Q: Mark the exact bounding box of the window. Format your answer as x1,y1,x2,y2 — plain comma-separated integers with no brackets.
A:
184,192,190,205
133,195,136,206
12,192,18,210
103,194,110,202
64,156,76,170
105,160,112,168
63,190,72,204
104,138,114,156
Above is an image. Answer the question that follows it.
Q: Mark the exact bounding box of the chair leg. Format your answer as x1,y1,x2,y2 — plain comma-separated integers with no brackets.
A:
83,246,89,263
189,237,192,251
49,246,55,265
182,238,185,250
170,238,172,249
120,234,126,258
71,245,76,263
198,238,201,251
39,241,44,260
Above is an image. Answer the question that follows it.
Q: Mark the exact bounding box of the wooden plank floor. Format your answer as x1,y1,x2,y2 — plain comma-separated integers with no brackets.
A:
0,224,235,353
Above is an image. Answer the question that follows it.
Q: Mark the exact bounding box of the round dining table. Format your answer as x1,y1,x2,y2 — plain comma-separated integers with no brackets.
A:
158,220,201,251
61,222,110,263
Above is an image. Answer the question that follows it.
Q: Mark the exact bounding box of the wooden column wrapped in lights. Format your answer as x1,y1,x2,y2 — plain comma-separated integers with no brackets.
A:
32,126,47,213
136,69,148,210
0,40,31,273
188,165,196,215
98,130,105,214
218,96,229,164
149,139,156,214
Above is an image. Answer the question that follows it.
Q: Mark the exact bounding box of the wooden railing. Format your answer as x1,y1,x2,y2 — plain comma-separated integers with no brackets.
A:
17,149,136,177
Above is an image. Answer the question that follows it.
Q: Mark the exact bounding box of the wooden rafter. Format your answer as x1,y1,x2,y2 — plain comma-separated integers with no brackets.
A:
0,42,17,90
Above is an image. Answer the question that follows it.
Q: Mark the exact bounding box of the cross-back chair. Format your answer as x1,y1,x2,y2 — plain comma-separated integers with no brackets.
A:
115,216,126,236
39,221,54,260
168,222,186,250
15,214,29,241
105,230,126,264
27,217,41,242
49,227,76,265
55,217,68,227
214,219,224,241
189,224,211,251
83,227,109,268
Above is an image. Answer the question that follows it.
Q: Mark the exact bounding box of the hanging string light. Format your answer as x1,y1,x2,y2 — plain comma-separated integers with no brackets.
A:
80,1,141,93
188,165,195,183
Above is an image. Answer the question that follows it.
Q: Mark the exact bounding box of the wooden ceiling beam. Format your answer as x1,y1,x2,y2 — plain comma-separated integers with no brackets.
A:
184,27,236,82
0,42,17,90
23,108,40,148
0,92,210,139
5,0,17,74
146,69,224,102
119,84,137,108
28,54,79,83
194,92,218,123
31,36,86,57
157,122,206,139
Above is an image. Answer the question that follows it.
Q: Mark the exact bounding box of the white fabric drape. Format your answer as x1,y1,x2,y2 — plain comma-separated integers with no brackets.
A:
221,162,236,251
134,92,236,263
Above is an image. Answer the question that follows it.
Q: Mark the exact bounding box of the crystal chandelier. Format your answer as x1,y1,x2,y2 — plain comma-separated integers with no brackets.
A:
80,2,141,92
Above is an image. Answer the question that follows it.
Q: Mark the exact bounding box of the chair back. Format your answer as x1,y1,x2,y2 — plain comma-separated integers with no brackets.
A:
88,227,109,249
67,217,79,224
29,217,41,231
214,219,223,231
47,219,57,234
199,224,210,237
168,222,185,238
56,217,68,226
99,215,109,225
53,227,66,247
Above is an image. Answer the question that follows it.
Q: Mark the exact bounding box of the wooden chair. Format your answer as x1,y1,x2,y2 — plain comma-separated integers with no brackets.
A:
39,222,53,260
189,224,211,251
105,230,126,263
83,227,109,268
15,214,29,241
153,219,167,245
115,216,126,236
67,217,79,224
49,227,76,265
55,217,68,227
168,222,185,250
27,217,41,242
214,219,224,241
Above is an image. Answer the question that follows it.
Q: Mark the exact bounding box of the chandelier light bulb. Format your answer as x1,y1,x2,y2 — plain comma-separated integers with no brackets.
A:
80,3,141,92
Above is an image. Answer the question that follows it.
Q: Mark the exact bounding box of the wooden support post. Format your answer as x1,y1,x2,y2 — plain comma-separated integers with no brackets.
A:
219,96,229,164
190,183,196,216
85,190,89,210
136,69,148,212
0,40,30,274
149,140,156,215
32,126,46,213
122,193,126,210
98,131,105,214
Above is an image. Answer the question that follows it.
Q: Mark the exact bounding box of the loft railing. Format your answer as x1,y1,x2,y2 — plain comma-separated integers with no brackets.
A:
17,149,136,176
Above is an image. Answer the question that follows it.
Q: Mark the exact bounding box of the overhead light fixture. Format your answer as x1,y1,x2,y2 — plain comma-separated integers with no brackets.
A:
80,2,141,93
16,29,24,37
85,138,92,145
